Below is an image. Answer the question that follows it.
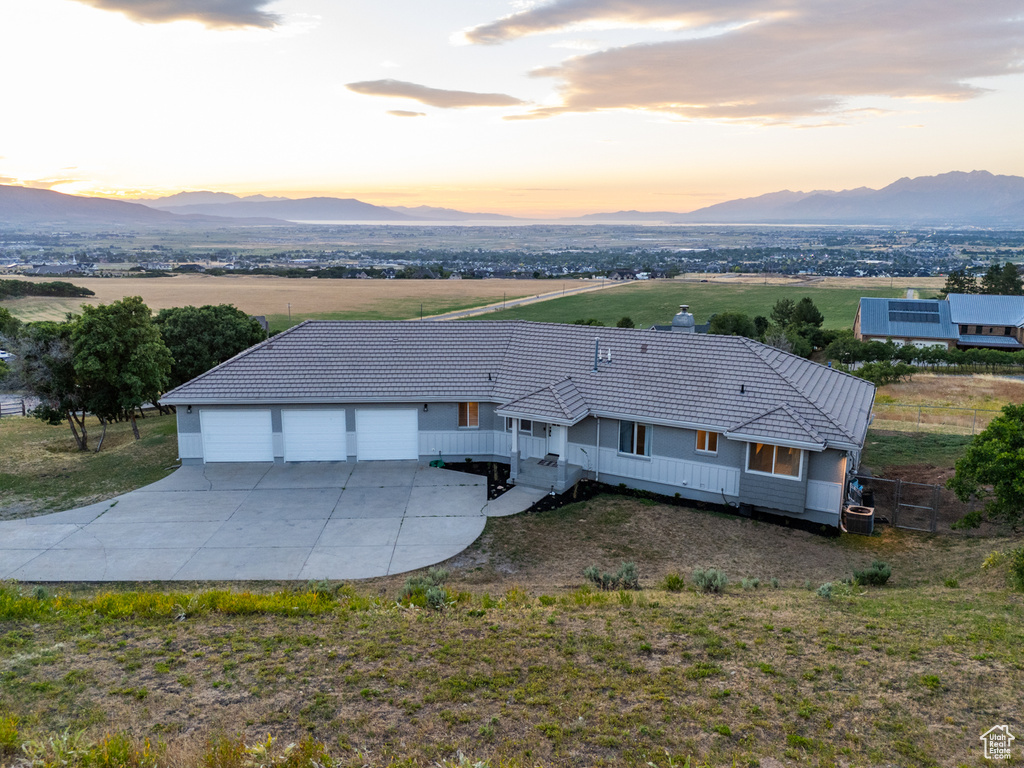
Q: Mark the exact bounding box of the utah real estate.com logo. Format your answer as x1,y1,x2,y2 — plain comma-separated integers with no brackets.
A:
981,725,1015,760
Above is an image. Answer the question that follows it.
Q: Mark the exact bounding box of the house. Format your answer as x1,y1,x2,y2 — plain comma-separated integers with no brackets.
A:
161,320,875,527
854,294,1024,351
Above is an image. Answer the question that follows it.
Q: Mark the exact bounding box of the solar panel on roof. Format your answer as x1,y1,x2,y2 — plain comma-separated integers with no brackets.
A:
888,311,941,324
889,301,939,312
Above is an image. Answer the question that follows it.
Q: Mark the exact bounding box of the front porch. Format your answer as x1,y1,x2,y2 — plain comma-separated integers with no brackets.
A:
512,455,585,493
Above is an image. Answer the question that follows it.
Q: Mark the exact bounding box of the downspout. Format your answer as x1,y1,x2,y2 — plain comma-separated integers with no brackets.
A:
595,417,601,482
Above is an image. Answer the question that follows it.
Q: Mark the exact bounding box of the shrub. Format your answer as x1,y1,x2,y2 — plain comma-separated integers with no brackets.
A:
769,577,780,589
692,568,728,594
0,714,18,753
853,560,892,586
1008,546,1024,591
816,582,834,599
741,577,761,590
400,567,450,610
662,573,685,592
583,562,640,591
943,577,959,589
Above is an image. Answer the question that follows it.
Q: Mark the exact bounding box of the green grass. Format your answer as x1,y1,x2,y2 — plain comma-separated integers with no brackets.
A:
861,430,972,471
265,296,517,331
480,281,902,329
0,413,179,517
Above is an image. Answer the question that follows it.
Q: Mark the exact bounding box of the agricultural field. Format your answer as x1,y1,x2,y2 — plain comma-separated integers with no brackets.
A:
483,277,930,329
0,276,547,330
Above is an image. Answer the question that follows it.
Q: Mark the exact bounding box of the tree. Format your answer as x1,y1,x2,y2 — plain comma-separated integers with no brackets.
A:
2,319,91,449
939,269,978,297
155,304,267,389
947,404,1024,527
999,262,1023,296
791,297,824,328
709,312,757,338
72,296,172,447
770,298,796,328
615,316,635,328
0,307,21,341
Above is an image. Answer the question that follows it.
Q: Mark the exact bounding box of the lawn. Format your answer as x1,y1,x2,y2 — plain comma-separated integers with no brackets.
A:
0,412,179,519
483,280,904,329
0,496,1019,768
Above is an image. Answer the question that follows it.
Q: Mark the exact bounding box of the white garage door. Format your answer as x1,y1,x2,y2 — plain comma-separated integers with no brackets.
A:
282,409,348,462
201,409,273,462
356,409,419,460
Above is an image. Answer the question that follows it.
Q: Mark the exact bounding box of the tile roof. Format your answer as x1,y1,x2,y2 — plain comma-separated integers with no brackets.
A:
163,320,875,449
957,335,1024,349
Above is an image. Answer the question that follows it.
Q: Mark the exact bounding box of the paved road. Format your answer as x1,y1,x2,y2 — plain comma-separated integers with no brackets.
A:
422,279,635,321
0,462,544,582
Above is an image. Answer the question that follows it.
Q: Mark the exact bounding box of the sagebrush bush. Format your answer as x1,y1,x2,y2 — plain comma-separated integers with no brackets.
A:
583,562,640,591
692,568,728,594
853,560,892,586
816,582,834,599
741,577,761,590
400,567,451,610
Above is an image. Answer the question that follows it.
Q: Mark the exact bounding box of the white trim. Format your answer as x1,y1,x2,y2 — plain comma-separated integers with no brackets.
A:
569,442,740,497
807,480,843,513
745,442,804,482
695,430,719,455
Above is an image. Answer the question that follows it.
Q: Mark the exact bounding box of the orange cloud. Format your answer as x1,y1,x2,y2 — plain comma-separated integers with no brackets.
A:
71,0,281,29
498,0,1024,122
387,110,427,118
346,79,525,109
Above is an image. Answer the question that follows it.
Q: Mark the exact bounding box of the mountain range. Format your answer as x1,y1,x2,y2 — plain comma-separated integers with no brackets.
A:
1,171,1023,228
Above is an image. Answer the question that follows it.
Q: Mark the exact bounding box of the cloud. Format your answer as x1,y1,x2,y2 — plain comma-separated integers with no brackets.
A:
71,0,281,29
24,179,80,190
498,0,1024,122
346,79,525,109
463,0,768,44
387,110,427,118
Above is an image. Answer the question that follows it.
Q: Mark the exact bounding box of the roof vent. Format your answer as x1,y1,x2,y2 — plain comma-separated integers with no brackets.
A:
672,304,696,333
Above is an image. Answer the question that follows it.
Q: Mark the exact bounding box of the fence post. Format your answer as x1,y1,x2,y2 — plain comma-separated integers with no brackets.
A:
893,479,901,527
972,409,977,435
931,485,940,533
917,407,921,429
21,399,26,417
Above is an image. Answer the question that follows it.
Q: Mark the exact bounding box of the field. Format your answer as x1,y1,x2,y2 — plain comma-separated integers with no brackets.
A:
1,274,943,331
483,277,925,329
0,276,547,330
0,413,179,520
0,497,1020,768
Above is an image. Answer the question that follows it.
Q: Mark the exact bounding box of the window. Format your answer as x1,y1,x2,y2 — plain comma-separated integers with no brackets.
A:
505,418,533,432
618,420,651,456
747,443,801,478
696,430,718,454
458,402,479,428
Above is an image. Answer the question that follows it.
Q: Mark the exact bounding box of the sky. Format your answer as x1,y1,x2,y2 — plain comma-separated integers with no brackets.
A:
0,0,1023,217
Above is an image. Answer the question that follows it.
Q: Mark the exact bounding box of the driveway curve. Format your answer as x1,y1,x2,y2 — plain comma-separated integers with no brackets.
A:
0,462,544,582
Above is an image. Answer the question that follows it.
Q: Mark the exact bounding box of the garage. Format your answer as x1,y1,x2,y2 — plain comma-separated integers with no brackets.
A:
355,409,419,460
200,409,273,462
282,409,348,462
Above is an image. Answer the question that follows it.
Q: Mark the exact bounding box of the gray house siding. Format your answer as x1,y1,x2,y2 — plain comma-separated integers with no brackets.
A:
807,450,846,483
738,458,808,515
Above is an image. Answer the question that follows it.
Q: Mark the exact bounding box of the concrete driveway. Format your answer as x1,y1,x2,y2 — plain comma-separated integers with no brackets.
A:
0,462,545,582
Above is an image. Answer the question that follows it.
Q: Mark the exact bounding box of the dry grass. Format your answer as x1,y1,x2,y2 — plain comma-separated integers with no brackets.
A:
1,276,546,324
0,502,1019,767
876,372,1024,410
0,413,179,519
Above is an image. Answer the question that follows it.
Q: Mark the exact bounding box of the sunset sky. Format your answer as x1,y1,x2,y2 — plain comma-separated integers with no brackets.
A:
1,0,1022,216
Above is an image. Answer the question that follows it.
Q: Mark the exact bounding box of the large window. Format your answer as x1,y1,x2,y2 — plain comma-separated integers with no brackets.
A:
618,420,651,456
747,443,801,478
505,418,533,433
459,402,479,428
696,430,718,454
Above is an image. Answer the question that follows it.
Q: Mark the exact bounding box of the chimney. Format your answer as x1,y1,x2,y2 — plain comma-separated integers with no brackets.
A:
672,304,696,333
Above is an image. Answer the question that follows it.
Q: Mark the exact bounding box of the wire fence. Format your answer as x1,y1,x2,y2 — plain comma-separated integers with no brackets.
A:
854,474,991,535
870,403,1001,435
0,398,29,418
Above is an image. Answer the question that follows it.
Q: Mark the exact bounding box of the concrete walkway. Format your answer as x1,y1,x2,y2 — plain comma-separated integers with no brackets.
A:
0,462,545,582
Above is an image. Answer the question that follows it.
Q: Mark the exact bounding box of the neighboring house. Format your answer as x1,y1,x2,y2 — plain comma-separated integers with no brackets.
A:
854,294,1024,351
27,264,93,276
161,320,875,527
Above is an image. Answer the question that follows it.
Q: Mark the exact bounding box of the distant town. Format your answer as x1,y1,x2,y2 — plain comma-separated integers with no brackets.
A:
2,224,1023,281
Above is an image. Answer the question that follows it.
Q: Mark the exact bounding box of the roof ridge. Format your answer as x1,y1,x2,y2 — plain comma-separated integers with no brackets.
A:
161,319,312,400
740,338,860,443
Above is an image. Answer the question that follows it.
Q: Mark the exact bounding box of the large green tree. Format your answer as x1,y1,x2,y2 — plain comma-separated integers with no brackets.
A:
939,269,978,297
980,262,1023,296
2,319,91,449
72,296,172,447
947,403,1024,528
155,304,266,389
709,311,757,338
